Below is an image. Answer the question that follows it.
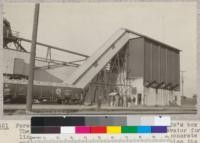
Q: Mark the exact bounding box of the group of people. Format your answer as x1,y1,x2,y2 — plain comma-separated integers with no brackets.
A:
109,89,136,107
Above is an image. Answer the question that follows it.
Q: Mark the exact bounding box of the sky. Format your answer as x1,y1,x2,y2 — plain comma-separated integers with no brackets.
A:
4,2,197,97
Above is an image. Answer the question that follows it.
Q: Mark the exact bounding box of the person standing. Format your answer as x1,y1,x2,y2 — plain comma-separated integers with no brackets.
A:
123,95,127,107
56,88,62,104
127,96,131,108
97,94,103,110
119,95,123,107
115,93,119,107
109,89,118,107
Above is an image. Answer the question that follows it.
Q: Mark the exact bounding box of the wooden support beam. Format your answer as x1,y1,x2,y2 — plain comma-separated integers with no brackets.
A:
145,81,156,88
163,83,172,89
155,82,165,89
67,59,87,63
35,57,80,66
15,36,89,58
35,62,79,70
170,84,179,90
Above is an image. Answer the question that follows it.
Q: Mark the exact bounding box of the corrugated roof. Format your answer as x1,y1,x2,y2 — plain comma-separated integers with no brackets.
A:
124,28,181,51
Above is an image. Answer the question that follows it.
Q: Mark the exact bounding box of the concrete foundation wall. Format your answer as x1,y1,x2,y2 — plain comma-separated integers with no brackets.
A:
144,87,180,106
144,88,156,106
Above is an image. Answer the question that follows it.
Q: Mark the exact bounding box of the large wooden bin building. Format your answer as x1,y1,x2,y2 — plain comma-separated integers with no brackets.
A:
68,29,181,106
127,37,180,106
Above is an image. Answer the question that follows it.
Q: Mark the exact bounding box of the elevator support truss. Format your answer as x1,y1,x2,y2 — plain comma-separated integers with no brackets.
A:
85,45,132,105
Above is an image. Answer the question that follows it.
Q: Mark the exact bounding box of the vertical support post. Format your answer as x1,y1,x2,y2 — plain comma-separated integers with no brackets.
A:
46,47,51,68
181,71,185,98
135,93,138,105
26,3,40,112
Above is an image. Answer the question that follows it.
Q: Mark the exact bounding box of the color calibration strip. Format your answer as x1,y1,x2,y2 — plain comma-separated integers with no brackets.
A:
31,116,170,134
31,116,170,126
32,126,168,134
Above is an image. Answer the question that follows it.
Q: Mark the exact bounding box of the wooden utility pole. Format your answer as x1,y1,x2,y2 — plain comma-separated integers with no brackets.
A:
26,3,40,112
181,71,186,97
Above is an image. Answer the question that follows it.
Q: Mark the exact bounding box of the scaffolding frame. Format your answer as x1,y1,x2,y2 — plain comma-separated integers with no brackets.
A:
85,44,132,105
